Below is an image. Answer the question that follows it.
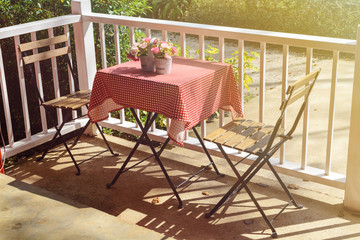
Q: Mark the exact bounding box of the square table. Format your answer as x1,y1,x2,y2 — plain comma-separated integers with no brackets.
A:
88,57,243,208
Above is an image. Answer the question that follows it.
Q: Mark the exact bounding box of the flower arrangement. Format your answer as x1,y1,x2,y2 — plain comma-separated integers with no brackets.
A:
127,37,157,61
151,40,177,60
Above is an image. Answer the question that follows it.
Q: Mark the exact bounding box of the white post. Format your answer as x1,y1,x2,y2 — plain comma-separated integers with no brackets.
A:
71,0,97,135
71,0,96,90
344,25,360,213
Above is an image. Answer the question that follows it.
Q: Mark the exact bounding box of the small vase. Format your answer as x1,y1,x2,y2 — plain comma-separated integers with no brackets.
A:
140,55,155,72
155,58,172,75
139,38,157,72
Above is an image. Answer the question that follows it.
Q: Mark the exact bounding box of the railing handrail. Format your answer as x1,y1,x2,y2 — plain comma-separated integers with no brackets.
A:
83,12,356,53
0,15,81,40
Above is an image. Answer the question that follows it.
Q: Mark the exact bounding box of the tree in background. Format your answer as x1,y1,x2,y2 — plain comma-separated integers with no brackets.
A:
150,0,192,21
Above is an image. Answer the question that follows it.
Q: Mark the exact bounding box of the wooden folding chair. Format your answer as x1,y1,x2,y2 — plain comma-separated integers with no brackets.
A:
18,34,118,175
204,69,321,238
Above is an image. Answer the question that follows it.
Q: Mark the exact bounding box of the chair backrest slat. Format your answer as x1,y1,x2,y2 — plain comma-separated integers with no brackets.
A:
287,69,320,94
19,34,68,52
22,46,70,65
286,84,312,107
17,33,79,105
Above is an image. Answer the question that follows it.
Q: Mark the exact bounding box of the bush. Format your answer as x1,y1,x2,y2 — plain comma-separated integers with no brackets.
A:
186,0,360,39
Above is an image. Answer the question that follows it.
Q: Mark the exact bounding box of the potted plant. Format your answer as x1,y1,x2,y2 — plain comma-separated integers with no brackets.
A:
151,40,177,74
127,37,157,72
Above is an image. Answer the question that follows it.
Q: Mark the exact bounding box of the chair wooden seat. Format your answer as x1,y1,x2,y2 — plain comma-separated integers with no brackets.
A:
42,89,91,110
205,118,285,154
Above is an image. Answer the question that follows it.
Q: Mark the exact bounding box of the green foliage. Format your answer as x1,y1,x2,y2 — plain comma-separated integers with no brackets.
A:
151,0,193,21
91,0,151,16
187,0,360,39
173,43,191,58
196,45,259,91
0,0,152,143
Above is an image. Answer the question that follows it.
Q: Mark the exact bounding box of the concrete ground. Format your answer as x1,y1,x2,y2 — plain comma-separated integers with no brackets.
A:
2,133,360,240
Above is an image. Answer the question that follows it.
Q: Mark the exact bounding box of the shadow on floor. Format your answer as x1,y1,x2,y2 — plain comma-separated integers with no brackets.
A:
6,135,360,240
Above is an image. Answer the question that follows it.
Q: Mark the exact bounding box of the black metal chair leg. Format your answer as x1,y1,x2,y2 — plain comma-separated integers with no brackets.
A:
206,145,265,218
192,127,222,176
243,181,278,237
37,122,66,162
72,119,91,146
266,161,303,209
57,130,81,175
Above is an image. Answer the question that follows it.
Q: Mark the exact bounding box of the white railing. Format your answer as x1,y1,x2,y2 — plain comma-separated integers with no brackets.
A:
84,12,356,189
1,0,360,211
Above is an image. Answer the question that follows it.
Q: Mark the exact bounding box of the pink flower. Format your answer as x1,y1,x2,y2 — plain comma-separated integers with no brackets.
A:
151,47,159,54
144,37,152,42
130,46,138,56
171,46,177,54
164,54,172,60
127,53,139,61
139,43,147,49
160,42,168,49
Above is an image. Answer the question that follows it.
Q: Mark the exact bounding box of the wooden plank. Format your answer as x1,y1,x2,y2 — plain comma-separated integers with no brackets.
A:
204,118,245,142
287,84,312,106
213,119,253,145
234,125,274,150
287,68,320,94
22,46,70,65
42,90,90,110
19,34,67,52
223,121,264,147
243,134,271,153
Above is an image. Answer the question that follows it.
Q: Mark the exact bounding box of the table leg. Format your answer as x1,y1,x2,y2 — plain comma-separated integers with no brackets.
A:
107,109,183,208
192,127,222,176
106,112,157,188
130,109,183,208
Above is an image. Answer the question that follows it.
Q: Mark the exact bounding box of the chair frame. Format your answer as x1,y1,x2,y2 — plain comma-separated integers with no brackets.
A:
204,69,321,238
18,34,117,175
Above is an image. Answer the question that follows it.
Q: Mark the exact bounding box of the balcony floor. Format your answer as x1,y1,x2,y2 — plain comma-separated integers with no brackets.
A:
1,134,360,240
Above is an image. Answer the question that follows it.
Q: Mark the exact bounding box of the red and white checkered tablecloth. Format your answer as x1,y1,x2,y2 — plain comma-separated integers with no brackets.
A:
88,57,243,146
